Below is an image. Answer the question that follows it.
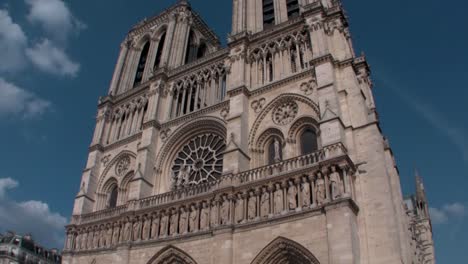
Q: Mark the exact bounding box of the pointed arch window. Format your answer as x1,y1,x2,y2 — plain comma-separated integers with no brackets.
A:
108,186,118,209
134,41,150,86
301,129,318,155
185,30,197,64
154,32,166,70
263,0,275,27
197,41,207,59
287,0,300,18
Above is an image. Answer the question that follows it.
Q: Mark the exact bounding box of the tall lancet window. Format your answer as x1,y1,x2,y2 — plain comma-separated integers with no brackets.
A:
134,41,150,86
301,129,318,155
287,0,300,18
263,0,275,27
108,186,118,209
185,30,198,64
154,32,166,70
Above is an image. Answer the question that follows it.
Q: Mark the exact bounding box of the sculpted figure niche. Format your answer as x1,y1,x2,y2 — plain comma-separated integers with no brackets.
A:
112,223,120,245
316,173,326,206
160,213,168,238
151,214,160,239
248,191,257,221
301,176,311,208
235,193,245,224
189,204,199,232
142,216,151,240
260,187,270,218
179,207,188,234
200,202,210,230
169,210,178,236
274,183,284,214
220,196,230,225
330,166,342,200
288,181,298,210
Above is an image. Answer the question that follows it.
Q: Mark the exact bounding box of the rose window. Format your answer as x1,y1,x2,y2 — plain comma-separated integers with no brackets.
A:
171,133,226,188
273,101,298,125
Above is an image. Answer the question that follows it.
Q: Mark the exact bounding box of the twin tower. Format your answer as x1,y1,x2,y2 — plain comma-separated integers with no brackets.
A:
63,1,435,263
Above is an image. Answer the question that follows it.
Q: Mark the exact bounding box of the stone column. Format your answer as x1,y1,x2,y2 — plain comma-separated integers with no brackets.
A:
109,41,129,95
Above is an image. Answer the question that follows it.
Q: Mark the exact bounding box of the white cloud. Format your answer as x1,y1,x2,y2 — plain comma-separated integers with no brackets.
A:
0,77,51,118
429,203,466,225
0,9,28,73
26,39,80,77
0,178,67,249
25,0,86,43
0,178,18,198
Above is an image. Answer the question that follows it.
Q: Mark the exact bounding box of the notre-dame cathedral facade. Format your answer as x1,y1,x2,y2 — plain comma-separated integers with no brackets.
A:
62,0,436,263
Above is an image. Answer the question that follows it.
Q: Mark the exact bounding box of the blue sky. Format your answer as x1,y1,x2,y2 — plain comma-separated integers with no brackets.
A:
0,0,466,261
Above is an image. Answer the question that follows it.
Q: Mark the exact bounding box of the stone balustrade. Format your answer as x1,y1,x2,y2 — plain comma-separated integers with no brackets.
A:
64,143,354,253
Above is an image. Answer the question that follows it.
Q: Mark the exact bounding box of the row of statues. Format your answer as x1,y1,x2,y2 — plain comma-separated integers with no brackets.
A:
67,165,350,251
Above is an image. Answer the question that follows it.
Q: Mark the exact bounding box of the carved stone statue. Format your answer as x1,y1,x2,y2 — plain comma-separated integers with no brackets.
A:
274,138,281,162
179,207,188,234
288,181,298,210
66,233,73,250
119,222,125,243
75,233,81,250
260,187,270,218
133,219,142,241
274,183,284,214
160,214,168,237
200,202,209,230
151,215,160,239
81,231,88,250
220,197,230,225
316,173,326,206
169,211,178,235
235,193,244,224
329,166,342,200
189,205,199,232
210,201,218,227
88,231,94,249
301,177,311,207
106,226,112,247
99,228,105,248
124,220,132,242
112,224,120,245
142,217,151,240
248,191,257,220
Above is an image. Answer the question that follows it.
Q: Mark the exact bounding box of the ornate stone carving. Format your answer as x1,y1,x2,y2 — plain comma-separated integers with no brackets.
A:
112,223,120,245
115,155,131,177
133,218,142,241
179,207,188,234
160,213,168,237
272,101,298,125
171,133,226,188
220,106,230,119
124,220,132,242
210,201,218,227
169,210,178,236
251,98,266,113
160,128,172,142
300,78,317,95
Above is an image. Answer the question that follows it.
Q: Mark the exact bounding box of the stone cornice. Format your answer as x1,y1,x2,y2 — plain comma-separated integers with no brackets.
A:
249,17,305,44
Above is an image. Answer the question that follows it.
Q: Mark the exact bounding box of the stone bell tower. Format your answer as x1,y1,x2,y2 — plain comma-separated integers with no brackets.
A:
63,1,435,264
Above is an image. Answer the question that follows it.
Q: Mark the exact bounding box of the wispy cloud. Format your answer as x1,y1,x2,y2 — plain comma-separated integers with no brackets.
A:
375,76,468,162
0,9,28,73
26,39,80,77
429,203,466,225
0,177,67,248
0,77,51,119
25,0,86,44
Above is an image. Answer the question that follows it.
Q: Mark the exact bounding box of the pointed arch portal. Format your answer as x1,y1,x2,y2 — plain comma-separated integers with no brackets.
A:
251,237,320,264
147,245,198,264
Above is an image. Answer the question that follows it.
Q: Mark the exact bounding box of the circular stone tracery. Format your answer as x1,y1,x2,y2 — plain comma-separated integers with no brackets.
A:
171,133,226,188
272,101,299,125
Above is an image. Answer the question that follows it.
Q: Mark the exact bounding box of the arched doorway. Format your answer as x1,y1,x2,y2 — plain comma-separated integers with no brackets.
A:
147,245,197,264
251,237,320,264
